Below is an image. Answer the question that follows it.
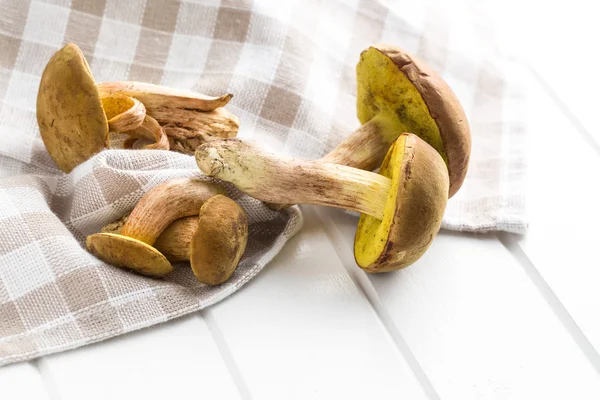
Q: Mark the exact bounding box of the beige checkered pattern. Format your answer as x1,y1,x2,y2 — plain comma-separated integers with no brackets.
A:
0,0,528,365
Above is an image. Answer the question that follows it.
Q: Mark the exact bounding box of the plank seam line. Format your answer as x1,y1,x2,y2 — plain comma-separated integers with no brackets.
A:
526,63,600,157
315,207,441,400
196,309,253,400
30,359,62,400
498,232,600,376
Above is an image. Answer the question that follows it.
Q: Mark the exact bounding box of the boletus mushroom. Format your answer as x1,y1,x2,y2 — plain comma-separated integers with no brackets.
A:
36,43,239,173
321,44,471,198
195,136,448,272
101,195,249,285
86,178,225,277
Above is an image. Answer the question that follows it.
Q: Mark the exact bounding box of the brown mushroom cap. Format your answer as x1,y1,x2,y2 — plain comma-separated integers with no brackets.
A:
354,133,449,272
36,43,108,173
190,195,248,285
356,44,471,197
86,233,173,277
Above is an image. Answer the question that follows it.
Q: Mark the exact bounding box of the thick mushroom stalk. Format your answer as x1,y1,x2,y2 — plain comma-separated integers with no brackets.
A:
101,195,249,286
321,44,471,198
86,178,225,277
36,43,239,173
196,139,390,220
195,136,449,272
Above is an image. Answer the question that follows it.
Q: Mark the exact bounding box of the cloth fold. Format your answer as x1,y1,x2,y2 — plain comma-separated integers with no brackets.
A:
0,0,527,366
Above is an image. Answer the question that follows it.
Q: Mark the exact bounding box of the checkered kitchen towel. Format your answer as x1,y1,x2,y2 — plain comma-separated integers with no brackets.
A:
0,0,528,366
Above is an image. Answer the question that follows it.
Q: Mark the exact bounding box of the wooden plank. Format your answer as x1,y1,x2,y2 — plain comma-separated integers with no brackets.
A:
319,206,600,399
509,70,600,356
0,362,51,400
206,207,431,400
38,314,243,400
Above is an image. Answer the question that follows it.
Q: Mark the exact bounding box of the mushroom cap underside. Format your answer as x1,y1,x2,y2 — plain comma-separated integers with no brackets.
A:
354,133,449,272
36,43,108,173
86,233,173,277
190,195,248,285
356,44,470,197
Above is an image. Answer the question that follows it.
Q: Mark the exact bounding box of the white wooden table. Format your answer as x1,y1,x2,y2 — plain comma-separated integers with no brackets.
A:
2,2,600,399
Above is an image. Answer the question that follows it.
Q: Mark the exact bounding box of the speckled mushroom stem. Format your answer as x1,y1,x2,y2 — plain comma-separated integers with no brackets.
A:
97,81,233,112
98,82,240,154
267,118,397,211
320,118,395,171
195,139,390,220
120,178,225,245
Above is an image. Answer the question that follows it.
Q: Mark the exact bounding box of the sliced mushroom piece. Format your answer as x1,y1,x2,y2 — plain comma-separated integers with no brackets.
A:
86,178,225,277
322,44,471,198
36,43,239,172
195,137,448,272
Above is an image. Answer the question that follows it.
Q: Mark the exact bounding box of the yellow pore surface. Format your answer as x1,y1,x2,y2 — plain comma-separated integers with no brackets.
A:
101,94,136,120
354,135,405,267
356,47,447,164
86,233,173,277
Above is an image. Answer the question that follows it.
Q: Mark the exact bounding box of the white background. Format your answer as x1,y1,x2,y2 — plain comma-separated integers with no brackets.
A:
2,0,600,399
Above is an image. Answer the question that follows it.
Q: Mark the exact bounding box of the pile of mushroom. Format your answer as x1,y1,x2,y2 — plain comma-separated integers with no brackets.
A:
36,43,239,173
194,44,471,272
38,41,471,281
86,178,248,285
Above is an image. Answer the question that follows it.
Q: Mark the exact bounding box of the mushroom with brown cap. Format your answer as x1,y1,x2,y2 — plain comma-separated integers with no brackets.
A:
86,178,225,277
36,43,239,173
195,136,448,272
321,44,471,198
102,195,249,285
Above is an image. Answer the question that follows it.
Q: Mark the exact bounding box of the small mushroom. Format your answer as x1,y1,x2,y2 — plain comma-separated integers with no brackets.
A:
86,178,225,277
102,195,249,285
36,43,239,172
190,195,248,285
97,81,240,153
195,137,448,272
321,44,471,198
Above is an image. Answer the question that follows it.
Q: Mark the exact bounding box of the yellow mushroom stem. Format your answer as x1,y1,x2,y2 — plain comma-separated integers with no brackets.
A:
320,119,392,171
195,139,390,220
